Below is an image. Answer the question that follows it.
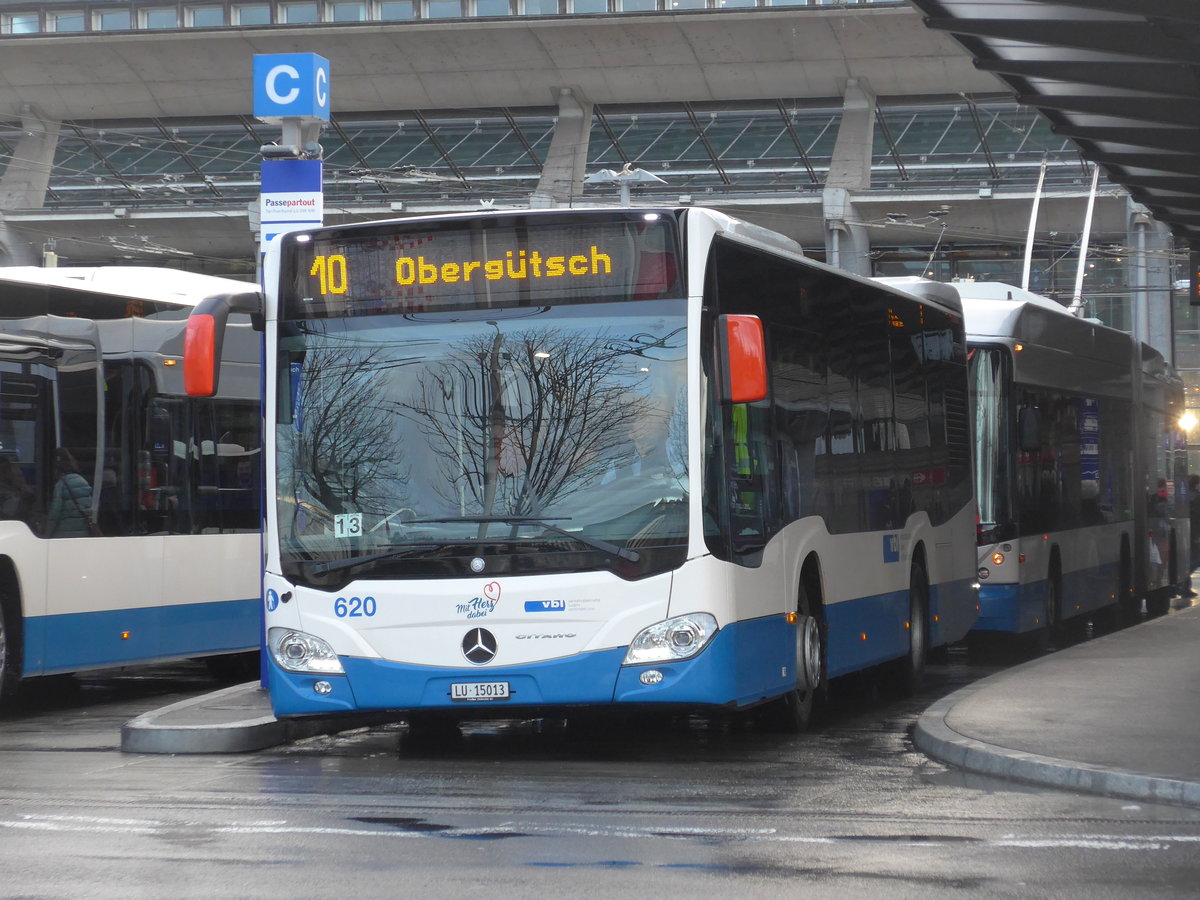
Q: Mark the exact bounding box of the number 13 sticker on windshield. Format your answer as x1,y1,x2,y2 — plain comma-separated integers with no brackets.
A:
334,513,363,538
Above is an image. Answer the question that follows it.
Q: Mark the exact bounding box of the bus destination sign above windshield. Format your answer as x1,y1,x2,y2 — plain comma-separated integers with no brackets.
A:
282,215,682,318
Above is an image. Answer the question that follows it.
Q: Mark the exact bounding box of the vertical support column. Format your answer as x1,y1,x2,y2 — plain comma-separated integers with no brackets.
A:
532,87,592,208
1128,199,1175,362
0,104,60,265
0,104,60,210
0,220,40,266
822,78,874,276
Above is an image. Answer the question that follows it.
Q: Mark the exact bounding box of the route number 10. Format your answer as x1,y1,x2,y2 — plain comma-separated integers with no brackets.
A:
310,254,349,295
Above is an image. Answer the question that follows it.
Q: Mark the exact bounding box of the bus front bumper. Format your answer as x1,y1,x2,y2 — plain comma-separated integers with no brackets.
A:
266,616,795,718
974,582,1045,634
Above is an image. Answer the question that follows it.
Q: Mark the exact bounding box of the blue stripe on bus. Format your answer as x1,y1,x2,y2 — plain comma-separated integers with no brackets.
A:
1062,561,1120,618
824,589,910,678
930,575,981,647
23,598,260,676
975,560,1120,634
267,582,960,717
975,583,1040,633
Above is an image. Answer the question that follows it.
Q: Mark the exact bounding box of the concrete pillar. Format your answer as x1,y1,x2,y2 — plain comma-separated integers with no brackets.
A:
0,221,41,266
532,87,592,207
0,104,59,265
1128,199,1175,362
0,104,60,211
821,78,874,276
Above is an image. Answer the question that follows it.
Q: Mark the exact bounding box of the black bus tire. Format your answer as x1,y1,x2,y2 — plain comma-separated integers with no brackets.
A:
0,598,18,704
756,580,826,733
882,560,929,698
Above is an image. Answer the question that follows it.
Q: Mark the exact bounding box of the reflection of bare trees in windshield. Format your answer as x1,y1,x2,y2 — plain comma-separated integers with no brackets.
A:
294,343,408,518
399,328,651,519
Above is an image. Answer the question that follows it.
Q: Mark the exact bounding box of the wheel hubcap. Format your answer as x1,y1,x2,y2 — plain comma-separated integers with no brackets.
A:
797,615,822,693
910,603,925,665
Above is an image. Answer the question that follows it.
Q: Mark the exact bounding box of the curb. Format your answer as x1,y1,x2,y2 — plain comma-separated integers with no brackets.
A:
914,683,1200,809
121,682,285,754
120,683,392,754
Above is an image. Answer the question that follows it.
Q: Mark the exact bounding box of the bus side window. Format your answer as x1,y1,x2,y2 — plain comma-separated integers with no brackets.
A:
726,401,773,555
770,326,825,523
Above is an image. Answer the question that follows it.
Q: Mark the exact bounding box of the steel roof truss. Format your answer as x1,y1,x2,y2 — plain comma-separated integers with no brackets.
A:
773,104,817,185
874,109,909,182
682,103,730,185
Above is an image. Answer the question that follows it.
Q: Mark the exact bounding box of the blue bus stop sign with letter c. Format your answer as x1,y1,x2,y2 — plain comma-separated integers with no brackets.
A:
253,53,330,122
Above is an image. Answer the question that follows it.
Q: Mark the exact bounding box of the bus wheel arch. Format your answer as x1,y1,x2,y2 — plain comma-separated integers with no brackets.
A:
756,554,826,733
883,546,929,697
1097,536,1133,633
0,556,23,702
1046,548,1066,644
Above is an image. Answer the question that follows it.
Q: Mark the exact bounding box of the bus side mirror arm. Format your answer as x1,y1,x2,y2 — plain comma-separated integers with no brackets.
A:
184,290,264,397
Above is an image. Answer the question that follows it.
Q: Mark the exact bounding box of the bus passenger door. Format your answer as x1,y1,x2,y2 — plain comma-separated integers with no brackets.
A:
43,333,164,671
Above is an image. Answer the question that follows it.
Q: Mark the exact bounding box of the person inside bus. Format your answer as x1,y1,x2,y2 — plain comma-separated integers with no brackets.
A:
46,447,96,538
0,455,34,525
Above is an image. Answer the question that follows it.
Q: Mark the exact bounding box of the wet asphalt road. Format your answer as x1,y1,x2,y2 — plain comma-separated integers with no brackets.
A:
1,648,1199,899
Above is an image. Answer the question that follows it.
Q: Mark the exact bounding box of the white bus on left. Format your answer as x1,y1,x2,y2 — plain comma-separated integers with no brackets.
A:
0,266,262,703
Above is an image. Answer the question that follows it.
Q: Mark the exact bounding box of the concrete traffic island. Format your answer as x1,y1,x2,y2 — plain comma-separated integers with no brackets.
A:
915,604,1200,808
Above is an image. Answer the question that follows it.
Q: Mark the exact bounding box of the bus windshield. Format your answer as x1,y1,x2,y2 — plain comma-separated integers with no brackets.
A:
276,300,688,587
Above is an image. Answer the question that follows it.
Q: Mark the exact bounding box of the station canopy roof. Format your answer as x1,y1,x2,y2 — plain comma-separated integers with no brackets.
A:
909,0,1200,248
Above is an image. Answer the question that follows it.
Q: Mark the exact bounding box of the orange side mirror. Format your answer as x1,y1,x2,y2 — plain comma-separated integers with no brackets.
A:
182,290,263,397
718,314,767,404
184,314,218,397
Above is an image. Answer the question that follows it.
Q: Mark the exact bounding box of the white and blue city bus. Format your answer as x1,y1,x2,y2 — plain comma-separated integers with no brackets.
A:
186,208,977,730
0,266,262,703
887,278,1187,647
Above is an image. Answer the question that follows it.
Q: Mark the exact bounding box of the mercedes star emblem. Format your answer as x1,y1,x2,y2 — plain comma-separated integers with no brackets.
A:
462,627,498,665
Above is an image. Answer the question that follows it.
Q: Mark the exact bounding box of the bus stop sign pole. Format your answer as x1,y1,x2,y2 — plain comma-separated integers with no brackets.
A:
251,53,330,684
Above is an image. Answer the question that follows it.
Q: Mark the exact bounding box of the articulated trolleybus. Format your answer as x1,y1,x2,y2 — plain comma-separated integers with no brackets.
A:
187,208,977,730
0,266,262,703
888,278,1187,645
962,281,1188,637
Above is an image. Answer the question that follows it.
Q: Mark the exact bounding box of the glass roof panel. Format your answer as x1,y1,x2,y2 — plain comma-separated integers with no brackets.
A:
9,100,1109,211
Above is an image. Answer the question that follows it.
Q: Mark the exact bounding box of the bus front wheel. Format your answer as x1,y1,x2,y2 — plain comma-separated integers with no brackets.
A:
757,581,826,733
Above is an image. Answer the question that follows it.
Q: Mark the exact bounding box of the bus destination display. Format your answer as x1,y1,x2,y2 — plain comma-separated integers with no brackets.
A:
283,215,682,318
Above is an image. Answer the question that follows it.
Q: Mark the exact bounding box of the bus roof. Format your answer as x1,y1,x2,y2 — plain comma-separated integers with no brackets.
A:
949,281,1132,359
0,266,254,307
879,277,1111,346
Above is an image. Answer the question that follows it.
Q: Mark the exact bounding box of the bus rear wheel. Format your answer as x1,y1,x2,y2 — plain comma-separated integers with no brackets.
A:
882,562,928,698
0,600,17,704
757,582,825,733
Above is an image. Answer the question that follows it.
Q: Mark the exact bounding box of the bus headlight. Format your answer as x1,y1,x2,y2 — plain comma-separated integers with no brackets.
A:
268,627,345,675
623,613,718,665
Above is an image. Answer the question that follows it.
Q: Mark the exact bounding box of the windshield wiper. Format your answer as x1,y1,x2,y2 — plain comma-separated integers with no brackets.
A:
306,544,440,577
411,516,641,564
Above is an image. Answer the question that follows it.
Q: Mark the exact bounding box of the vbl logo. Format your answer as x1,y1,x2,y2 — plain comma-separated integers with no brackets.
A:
883,534,900,563
524,600,567,613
